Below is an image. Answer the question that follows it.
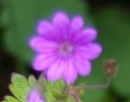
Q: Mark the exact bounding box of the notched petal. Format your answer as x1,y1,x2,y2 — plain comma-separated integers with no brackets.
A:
81,27,97,41
71,16,84,31
36,20,53,35
53,12,69,28
75,43,102,60
32,54,57,71
85,43,102,60
46,59,61,81
29,36,57,53
74,57,91,76
63,59,77,83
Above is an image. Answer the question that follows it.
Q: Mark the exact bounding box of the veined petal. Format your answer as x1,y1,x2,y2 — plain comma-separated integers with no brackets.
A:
29,36,57,53
71,16,84,32
73,28,97,45
46,58,67,81
32,54,57,71
53,12,69,28
86,43,102,60
73,55,91,76
36,20,53,35
81,28,97,41
36,20,64,41
75,43,102,60
63,59,77,83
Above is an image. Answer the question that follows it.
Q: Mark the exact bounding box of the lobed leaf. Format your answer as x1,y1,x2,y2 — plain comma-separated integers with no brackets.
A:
2,73,36,102
28,75,37,87
2,96,20,102
2,73,77,102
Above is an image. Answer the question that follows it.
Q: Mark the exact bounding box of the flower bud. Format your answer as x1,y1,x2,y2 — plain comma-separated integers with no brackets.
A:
104,59,117,78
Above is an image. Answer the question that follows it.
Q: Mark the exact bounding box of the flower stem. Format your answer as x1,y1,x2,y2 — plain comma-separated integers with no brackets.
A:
77,78,111,90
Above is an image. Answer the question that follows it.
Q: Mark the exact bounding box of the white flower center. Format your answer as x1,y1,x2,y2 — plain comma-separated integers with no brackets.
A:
58,42,73,57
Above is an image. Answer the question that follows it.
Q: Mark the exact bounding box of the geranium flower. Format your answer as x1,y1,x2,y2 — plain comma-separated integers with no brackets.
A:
27,89,45,102
29,11,102,83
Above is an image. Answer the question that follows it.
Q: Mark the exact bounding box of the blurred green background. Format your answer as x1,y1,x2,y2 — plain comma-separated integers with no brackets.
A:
0,0,130,102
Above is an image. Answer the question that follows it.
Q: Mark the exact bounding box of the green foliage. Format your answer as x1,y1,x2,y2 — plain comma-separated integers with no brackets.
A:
2,73,76,102
37,75,75,102
2,73,36,102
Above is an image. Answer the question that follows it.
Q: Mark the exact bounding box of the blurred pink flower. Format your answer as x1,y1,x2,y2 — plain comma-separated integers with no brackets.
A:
29,11,102,83
27,89,45,102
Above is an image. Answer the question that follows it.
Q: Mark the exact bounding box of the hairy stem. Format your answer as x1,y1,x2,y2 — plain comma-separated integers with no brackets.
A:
77,78,111,90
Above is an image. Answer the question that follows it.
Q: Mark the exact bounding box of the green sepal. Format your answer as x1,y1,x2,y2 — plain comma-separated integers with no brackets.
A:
77,83,86,95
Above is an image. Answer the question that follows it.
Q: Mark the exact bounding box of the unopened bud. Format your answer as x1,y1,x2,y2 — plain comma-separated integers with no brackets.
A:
104,59,117,78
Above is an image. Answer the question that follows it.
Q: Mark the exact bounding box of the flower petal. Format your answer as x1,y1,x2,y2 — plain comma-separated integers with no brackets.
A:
62,59,77,83
36,20,64,41
46,58,68,81
73,55,91,76
27,90,44,102
53,12,69,28
29,36,57,53
73,28,97,45
36,20,53,35
81,28,97,42
28,90,37,102
32,54,57,71
71,16,84,32
75,43,102,60
86,43,102,60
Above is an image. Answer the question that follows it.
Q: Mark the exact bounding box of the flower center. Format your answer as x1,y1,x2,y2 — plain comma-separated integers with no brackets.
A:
58,41,73,57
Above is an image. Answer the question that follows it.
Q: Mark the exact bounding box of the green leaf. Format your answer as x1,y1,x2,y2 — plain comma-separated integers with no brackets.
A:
2,73,36,102
28,75,37,87
9,73,29,101
2,73,80,102
27,74,75,102
2,96,20,102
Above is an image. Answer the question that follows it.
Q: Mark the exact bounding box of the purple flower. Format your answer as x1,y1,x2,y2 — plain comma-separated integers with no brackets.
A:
27,89,45,102
29,11,102,83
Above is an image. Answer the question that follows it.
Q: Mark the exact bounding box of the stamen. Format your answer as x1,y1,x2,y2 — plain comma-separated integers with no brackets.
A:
58,42,73,57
